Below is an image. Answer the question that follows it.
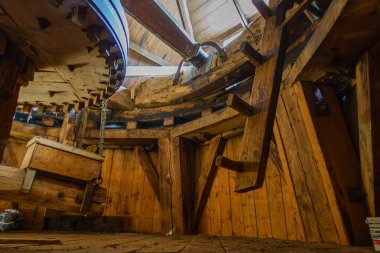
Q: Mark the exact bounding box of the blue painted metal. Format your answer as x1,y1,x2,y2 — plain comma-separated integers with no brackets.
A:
87,0,129,82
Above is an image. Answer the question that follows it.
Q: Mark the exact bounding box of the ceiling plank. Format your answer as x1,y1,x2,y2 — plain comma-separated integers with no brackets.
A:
129,41,172,66
177,0,195,40
125,66,188,77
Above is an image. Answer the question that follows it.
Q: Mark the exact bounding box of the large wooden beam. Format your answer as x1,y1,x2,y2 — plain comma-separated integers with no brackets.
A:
235,0,288,192
137,146,160,201
0,165,105,215
122,0,207,67
0,41,27,160
356,52,380,217
192,135,226,231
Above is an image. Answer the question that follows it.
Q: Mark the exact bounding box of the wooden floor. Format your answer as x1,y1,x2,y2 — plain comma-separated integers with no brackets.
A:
0,232,375,253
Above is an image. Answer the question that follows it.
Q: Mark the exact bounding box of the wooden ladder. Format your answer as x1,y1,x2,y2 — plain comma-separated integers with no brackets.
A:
216,0,316,193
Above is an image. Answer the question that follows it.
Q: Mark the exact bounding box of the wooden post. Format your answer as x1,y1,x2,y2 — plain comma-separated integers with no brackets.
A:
158,137,193,235
0,40,27,161
356,52,380,217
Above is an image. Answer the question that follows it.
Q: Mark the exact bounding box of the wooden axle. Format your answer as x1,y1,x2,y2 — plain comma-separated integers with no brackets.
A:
227,94,255,116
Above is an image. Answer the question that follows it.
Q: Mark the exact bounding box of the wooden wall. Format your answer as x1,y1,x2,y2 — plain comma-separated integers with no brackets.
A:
100,148,161,233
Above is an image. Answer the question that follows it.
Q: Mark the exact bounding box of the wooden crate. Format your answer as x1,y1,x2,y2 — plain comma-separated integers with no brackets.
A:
21,136,104,181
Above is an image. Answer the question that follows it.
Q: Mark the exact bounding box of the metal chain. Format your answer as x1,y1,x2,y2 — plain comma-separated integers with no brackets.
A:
96,99,108,185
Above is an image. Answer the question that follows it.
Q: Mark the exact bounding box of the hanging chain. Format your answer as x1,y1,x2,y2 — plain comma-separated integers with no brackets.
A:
96,99,108,185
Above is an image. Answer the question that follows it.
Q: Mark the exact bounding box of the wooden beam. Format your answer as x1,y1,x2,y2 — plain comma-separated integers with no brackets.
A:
126,66,186,77
170,107,245,138
0,164,105,215
0,41,27,161
193,135,226,231
282,0,349,88
281,0,314,27
85,129,169,140
176,0,195,39
235,0,288,192
137,146,160,201
240,41,264,66
0,238,60,245
356,52,380,217
251,0,272,19
227,94,255,116
129,41,172,66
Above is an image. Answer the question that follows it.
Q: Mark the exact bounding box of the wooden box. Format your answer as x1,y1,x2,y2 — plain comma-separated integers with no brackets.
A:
21,136,104,181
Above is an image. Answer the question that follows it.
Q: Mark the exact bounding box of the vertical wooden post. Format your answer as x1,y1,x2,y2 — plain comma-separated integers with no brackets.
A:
158,137,193,235
0,41,27,161
356,52,380,217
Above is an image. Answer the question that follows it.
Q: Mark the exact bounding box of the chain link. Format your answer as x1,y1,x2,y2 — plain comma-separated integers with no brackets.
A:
96,99,108,185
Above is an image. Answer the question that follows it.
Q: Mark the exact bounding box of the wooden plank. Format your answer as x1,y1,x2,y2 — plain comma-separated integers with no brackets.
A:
298,83,371,245
170,108,243,138
85,129,169,139
254,178,272,238
281,88,340,244
106,150,125,216
193,135,227,231
356,52,380,218
266,156,287,240
276,97,321,243
0,238,60,245
273,120,306,242
137,147,160,201
100,149,114,215
227,137,254,237
235,0,288,192
129,41,172,66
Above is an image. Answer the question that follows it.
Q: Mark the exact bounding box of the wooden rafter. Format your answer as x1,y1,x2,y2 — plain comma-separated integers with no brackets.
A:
176,0,194,40
129,41,172,66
